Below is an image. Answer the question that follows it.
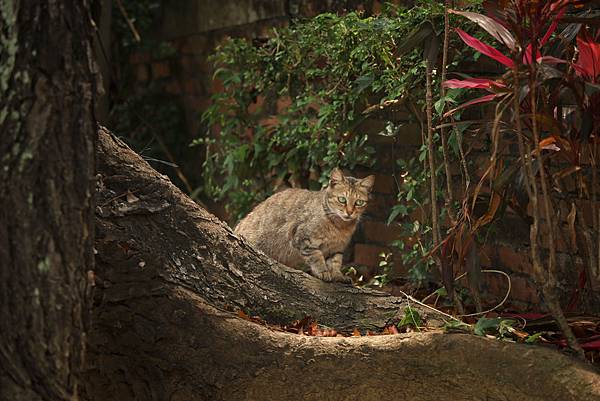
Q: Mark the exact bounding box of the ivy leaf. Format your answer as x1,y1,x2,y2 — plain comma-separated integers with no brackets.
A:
387,204,406,225
474,317,517,337
525,332,544,344
398,306,422,329
353,74,374,95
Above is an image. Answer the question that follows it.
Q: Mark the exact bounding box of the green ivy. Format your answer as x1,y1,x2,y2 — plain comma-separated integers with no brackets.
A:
200,1,473,221
201,1,482,284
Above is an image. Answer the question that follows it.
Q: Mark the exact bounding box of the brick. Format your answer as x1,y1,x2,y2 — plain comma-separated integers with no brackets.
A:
179,55,195,72
151,62,170,79
485,272,508,299
180,35,210,55
357,118,387,136
183,79,200,95
509,276,540,305
129,51,151,64
362,221,402,244
365,193,396,220
276,96,292,113
353,243,390,268
496,245,531,275
479,244,495,267
372,174,396,194
164,80,181,94
258,116,279,129
135,64,149,82
539,221,569,253
578,200,599,227
372,0,382,15
397,123,422,146
373,143,395,170
484,272,539,306
248,95,265,114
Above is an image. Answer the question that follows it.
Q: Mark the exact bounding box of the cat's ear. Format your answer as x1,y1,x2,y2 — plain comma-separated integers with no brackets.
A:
359,175,375,193
329,168,345,186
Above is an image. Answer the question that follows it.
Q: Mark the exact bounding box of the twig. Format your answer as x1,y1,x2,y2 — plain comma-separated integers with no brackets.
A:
439,0,455,222
456,270,511,318
399,290,463,323
421,269,512,318
115,0,141,43
425,60,441,246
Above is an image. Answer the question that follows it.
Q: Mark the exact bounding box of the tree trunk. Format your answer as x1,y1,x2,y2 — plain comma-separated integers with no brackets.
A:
0,1,96,401
87,128,600,401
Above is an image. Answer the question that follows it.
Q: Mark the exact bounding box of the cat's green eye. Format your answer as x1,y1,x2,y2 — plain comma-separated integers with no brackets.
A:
355,199,366,207
337,196,347,204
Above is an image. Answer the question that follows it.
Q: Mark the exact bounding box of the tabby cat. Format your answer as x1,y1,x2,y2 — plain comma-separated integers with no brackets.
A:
234,168,375,282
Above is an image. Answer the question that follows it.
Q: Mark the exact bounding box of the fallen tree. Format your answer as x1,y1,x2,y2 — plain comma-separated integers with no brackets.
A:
86,127,600,401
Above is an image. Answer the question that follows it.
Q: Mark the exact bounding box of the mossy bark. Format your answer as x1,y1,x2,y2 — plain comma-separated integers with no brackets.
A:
0,1,96,400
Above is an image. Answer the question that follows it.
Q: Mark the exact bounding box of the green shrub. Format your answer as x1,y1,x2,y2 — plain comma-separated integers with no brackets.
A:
199,1,460,221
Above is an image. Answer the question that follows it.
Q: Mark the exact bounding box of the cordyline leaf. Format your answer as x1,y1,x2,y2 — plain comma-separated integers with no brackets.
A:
473,191,502,231
444,93,501,117
449,9,515,50
537,56,567,65
456,28,515,68
523,7,567,64
554,165,581,180
523,46,542,65
444,78,506,89
574,29,600,81
541,6,567,47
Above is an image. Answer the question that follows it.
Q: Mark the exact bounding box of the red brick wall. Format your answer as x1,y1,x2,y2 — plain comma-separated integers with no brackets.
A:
120,0,599,313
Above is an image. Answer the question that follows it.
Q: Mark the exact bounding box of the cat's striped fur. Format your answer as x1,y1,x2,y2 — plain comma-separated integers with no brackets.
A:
234,168,374,282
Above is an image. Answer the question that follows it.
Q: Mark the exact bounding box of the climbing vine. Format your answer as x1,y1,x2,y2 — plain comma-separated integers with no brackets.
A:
200,1,481,222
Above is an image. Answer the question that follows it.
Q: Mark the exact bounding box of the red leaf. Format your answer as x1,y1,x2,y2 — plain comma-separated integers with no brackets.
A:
444,93,501,117
540,6,567,47
448,9,515,50
456,28,514,68
537,56,567,65
523,45,542,65
523,7,566,65
574,29,600,81
443,78,505,89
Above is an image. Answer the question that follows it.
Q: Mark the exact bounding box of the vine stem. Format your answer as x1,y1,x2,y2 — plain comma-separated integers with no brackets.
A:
439,0,455,223
425,60,440,246
420,269,512,318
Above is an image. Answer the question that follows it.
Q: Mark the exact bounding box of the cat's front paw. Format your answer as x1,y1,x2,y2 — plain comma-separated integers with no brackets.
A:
314,270,351,284
314,270,334,282
332,271,352,284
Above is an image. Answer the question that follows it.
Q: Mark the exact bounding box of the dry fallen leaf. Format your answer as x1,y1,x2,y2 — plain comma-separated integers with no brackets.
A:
126,190,140,203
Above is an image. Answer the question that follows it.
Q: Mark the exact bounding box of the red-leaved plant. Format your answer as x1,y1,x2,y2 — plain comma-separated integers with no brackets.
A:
440,0,600,357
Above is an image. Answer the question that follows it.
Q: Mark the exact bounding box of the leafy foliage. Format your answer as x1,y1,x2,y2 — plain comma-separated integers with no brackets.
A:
398,305,423,330
441,1,600,312
200,1,477,221
108,1,191,190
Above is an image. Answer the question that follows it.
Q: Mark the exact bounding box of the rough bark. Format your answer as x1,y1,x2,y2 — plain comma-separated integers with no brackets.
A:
92,127,429,332
0,1,96,400
87,128,600,401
